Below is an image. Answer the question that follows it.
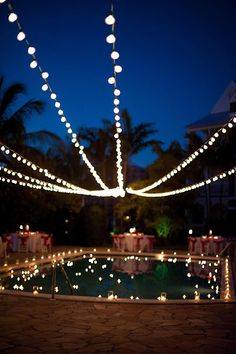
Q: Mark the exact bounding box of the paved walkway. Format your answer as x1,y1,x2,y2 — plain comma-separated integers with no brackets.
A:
0,246,236,353
0,294,235,354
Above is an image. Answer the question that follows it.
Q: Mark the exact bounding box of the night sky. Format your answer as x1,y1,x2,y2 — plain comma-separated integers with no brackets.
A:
1,0,236,167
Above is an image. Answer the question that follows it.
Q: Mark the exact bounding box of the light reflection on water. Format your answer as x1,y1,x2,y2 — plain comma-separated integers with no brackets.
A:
1,255,221,300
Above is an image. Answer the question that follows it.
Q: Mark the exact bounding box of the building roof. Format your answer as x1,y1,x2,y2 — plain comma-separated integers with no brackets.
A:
186,111,232,132
186,80,236,133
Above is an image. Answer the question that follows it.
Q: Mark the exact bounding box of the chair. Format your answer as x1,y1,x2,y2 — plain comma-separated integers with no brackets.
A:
188,237,197,254
200,238,210,255
41,234,52,253
0,236,3,257
18,235,29,252
2,234,12,256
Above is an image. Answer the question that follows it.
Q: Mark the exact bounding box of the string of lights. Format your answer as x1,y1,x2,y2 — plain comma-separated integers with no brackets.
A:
0,165,121,197
3,0,109,191
127,166,236,198
0,165,77,193
105,4,125,196
0,142,121,197
130,115,236,193
1,0,236,200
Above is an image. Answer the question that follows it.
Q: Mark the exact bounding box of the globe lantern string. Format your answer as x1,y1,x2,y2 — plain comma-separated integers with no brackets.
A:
131,115,236,194
105,4,125,197
0,142,120,197
4,1,110,192
127,167,236,198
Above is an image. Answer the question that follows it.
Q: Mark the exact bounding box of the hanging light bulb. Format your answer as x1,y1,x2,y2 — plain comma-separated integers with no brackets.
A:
42,84,48,91
105,14,115,25
30,60,37,69
106,34,116,44
114,98,120,105
8,13,18,23
0,0,7,3
28,46,36,55
114,65,122,73
50,93,56,100
41,71,49,79
114,89,121,96
17,31,26,41
111,51,119,60
108,77,115,84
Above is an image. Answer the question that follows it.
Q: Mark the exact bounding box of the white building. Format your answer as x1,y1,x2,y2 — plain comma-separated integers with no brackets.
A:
186,80,236,235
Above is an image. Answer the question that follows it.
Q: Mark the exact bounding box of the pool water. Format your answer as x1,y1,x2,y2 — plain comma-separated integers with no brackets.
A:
2,255,221,300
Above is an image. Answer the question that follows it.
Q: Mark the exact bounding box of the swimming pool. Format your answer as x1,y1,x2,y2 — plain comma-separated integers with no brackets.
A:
1,252,228,302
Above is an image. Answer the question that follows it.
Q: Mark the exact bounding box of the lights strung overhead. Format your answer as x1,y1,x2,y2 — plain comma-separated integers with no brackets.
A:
3,1,110,192
133,114,236,194
1,0,236,200
127,167,236,198
105,4,125,196
0,144,121,197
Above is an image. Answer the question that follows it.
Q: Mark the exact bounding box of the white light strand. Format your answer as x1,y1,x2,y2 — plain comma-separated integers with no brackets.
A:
134,115,236,193
0,164,122,197
127,167,236,198
0,165,75,193
4,1,109,191
105,4,125,196
0,142,121,197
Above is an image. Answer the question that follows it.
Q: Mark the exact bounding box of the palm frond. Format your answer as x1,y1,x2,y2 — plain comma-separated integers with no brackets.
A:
12,100,45,123
0,82,26,118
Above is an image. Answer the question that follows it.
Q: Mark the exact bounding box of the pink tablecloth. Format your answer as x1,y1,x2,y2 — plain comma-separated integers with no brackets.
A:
1,232,52,254
188,236,226,255
113,234,155,252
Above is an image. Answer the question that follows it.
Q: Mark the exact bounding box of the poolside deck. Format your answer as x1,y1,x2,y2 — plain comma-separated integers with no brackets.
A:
0,246,236,353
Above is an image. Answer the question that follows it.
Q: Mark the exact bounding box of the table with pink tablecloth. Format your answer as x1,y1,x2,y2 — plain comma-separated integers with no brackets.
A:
1,231,53,254
188,236,226,255
113,233,155,252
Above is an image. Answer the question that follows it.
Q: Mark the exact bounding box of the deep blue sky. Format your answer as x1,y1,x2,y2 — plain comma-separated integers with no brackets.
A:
0,0,236,167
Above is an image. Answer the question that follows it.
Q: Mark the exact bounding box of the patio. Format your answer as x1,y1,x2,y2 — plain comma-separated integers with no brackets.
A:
0,293,235,354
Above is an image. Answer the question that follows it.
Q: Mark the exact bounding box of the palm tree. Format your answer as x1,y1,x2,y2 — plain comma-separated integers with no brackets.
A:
77,119,116,188
0,76,62,153
121,109,162,186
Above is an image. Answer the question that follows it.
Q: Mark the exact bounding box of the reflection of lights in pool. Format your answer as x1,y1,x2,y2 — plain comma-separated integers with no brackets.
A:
1,252,225,302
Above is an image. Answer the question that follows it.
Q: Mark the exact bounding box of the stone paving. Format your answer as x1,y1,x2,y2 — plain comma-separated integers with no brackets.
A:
0,294,235,353
0,246,236,353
